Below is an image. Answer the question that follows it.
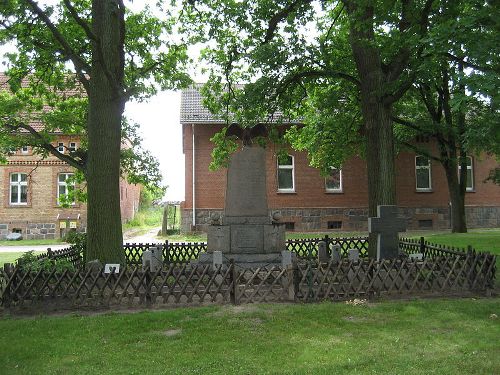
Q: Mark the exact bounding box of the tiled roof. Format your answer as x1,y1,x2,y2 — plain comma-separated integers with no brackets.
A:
180,84,225,124
180,84,301,125
0,73,85,134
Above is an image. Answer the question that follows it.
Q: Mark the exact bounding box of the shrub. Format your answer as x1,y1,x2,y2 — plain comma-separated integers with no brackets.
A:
17,251,75,272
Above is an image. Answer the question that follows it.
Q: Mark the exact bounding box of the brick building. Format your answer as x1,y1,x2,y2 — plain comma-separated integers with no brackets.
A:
0,77,140,240
180,86,500,233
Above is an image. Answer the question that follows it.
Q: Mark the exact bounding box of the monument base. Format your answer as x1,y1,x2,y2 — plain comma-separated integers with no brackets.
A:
193,251,295,269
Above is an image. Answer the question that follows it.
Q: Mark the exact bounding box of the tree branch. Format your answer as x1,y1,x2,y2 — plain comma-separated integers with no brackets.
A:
4,121,86,172
62,0,97,42
263,0,313,44
445,53,499,74
22,0,91,91
402,141,442,162
391,115,423,132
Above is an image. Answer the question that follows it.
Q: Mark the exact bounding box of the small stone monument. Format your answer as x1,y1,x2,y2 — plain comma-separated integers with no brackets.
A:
142,246,163,272
348,249,360,262
368,205,407,260
197,125,288,267
331,245,341,262
318,241,329,263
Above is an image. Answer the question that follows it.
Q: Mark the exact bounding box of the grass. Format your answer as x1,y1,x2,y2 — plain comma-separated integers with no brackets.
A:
123,206,164,231
414,229,500,283
414,229,500,256
0,239,64,247
0,298,498,374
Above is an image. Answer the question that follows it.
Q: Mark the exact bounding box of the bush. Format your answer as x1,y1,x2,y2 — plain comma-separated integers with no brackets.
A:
17,251,75,272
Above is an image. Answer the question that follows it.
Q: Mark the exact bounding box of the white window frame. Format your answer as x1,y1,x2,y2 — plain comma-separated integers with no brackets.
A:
277,155,295,193
21,146,29,154
10,173,28,205
325,167,343,193
57,142,65,153
415,156,432,191
57,173,76,205
459,156,474,191
69,142,77,152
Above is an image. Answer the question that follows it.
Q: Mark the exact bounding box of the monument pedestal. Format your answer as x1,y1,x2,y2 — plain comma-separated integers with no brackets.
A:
194,145,288,268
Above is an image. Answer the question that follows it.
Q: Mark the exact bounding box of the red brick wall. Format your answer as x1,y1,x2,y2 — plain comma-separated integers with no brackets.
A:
120,180,140,222
0,136,141,238
182,123,500,231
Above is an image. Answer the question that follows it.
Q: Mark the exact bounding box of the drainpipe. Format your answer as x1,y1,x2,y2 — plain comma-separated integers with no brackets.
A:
192,124,196,230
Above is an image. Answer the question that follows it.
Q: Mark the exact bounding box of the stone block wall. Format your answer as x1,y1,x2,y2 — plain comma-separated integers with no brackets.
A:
181,205,499,234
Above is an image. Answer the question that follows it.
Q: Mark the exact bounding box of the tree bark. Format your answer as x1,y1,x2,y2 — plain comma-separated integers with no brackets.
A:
444,164,467,233
346,3,397,258
85,0,125,264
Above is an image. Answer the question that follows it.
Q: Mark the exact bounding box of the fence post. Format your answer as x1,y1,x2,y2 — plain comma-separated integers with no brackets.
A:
419,237,425,258
145,267,152,306
47,248,53,259
164,240,169,264
467,245,477,290
229,259,238,305
2,263,13,308
287,263,295,302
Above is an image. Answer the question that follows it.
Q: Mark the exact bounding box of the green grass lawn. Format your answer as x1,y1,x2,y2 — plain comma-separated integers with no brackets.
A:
0,239,64,247
0,298,498,374
416,229,500,255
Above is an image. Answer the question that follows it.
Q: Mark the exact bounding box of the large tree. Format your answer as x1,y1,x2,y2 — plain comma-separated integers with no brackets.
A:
393,0,500,232
184,0,435,257
0,0,189,264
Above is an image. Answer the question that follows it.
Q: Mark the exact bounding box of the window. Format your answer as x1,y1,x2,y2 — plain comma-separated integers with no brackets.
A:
284,222,295,231
58,173,75,205
21,146,29,154
277,155,295,192
57,142,64,153
69,142,77,152
325,167,342,192
327,220,342,229
459,156,474,191
10,173,28,205
415,156,432,191
418,219,433,229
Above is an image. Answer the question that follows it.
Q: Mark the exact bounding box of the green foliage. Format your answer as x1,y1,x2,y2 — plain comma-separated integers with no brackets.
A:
16,250,75,272
121,119,166,199
124,206,163,229
209,127,238,171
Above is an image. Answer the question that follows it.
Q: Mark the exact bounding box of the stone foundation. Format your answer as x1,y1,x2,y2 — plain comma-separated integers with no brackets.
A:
181,206,500,233
0,222,87,240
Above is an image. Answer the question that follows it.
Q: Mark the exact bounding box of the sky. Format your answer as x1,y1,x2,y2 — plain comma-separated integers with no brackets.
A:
125,92,185,202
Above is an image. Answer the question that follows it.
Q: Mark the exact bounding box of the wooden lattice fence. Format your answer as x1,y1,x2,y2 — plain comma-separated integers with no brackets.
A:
1,249,495,311
0,263,234,310
285,236,368,258
295,251,496,302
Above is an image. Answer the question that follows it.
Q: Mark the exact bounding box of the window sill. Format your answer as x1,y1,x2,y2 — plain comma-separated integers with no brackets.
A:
415,189,433,193
277,190,296,194
325,190,343,194
466,189,475,193
7,204,31,208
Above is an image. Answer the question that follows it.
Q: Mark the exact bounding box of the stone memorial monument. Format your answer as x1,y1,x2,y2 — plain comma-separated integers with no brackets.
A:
368,205,406,260
196,125,288,267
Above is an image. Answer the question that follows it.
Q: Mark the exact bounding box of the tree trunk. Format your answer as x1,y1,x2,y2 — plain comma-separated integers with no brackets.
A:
85,0,125,264
346,3,397,258
443,160,467,233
